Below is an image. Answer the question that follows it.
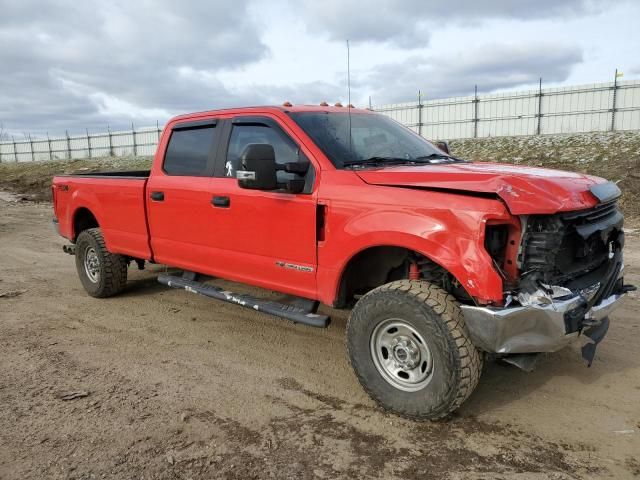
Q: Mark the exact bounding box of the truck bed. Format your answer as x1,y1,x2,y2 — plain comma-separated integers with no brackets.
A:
52,172,151,260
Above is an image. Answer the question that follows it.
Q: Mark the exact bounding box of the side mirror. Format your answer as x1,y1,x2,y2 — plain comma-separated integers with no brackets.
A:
435,140,450,154
237,144,278,190
283,159,309,174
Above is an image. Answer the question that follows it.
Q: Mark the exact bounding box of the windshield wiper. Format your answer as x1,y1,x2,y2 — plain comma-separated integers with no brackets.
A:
414,153,465,163
343,153,466,169
342,156,416,168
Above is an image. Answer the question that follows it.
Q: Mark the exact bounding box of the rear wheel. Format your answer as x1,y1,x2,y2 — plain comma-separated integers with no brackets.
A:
346,280,482,420
75,228,127,298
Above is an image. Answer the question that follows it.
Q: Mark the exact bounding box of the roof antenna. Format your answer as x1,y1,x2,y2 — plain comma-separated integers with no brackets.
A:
347,39,353,158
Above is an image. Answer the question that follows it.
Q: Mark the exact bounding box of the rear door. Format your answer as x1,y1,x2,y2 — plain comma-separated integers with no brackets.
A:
146,119,223,270
206,115,319,298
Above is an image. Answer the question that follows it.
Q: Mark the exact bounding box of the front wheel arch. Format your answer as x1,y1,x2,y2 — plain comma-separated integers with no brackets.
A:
332,245,472,308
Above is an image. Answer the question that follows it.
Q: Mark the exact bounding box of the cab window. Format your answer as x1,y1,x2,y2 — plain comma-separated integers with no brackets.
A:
224,124,298,180
163,123,217,176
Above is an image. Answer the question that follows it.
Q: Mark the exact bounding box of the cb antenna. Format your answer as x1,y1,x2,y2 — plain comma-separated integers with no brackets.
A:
347,40,353,157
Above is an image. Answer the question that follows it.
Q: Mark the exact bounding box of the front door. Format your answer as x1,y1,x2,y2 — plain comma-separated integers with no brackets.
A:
206,115,319,299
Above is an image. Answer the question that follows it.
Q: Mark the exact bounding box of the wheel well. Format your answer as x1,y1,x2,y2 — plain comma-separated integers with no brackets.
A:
334,246,472,308
73,208,99,241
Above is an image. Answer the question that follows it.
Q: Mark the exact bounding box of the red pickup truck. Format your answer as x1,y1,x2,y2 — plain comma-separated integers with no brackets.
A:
52,105,632,419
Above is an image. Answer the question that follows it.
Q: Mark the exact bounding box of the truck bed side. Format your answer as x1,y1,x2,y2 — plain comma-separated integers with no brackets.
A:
52,172,152,260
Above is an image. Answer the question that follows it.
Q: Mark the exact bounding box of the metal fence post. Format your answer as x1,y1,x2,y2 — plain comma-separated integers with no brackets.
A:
28,134,34,162
66,130,71,159
47,133,52,160
132,122,137,156
86,128,92,158
611,69,619,131
108,125,114,157
473,85,479,138
536,77,543,135
417,90,423,137
156,120,161,145
12,136,17,163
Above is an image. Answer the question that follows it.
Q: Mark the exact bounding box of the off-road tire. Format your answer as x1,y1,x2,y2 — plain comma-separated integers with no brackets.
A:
346,280,483,420
75,228,128,298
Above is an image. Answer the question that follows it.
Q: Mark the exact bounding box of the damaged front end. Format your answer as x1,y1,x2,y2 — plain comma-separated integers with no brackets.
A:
462,182,635,368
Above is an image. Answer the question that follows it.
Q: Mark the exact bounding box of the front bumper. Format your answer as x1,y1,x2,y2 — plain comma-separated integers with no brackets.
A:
460,291,626,355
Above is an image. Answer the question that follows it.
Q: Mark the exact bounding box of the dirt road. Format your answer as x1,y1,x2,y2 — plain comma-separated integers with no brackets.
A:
1,200,639,479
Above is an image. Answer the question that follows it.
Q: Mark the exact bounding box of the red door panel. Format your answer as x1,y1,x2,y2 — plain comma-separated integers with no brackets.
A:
205,177,317,298
146,175,215,270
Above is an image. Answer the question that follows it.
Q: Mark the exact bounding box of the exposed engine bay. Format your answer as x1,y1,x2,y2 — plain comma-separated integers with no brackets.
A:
517,199,624,303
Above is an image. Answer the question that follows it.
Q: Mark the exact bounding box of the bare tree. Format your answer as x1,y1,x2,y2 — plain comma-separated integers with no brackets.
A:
0,121,11,142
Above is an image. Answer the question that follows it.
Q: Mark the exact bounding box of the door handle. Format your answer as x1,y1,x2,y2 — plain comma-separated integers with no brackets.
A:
211,196,230,208
150,191,164,201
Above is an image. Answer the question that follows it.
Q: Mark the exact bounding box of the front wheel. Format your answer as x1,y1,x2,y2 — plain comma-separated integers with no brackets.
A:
346,280,483,420
75,228,128,298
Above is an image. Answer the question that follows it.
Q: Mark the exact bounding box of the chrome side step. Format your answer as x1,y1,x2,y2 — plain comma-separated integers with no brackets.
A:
157,273,330,328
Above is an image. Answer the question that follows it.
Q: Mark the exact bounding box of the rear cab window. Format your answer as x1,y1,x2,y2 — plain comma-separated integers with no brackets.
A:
163,120,219,176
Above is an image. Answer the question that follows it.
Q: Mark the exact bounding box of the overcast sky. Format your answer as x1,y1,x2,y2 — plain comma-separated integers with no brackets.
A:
1,0,638,136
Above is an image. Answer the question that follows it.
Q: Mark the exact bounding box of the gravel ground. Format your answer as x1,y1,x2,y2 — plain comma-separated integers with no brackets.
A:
0,199,639,479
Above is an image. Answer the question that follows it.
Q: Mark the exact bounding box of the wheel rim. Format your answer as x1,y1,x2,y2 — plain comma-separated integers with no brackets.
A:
84,246,100,283
370,318,434,392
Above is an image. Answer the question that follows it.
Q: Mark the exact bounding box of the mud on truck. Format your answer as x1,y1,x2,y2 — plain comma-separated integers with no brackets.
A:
52,105,635,419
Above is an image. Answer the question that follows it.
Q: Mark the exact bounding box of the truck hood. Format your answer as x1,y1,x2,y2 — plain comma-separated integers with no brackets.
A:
355,162,608,215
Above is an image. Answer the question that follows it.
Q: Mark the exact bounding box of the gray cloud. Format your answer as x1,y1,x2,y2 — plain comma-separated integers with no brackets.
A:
296,0,603,47
0,1,591,136
365,43,583,103
0,0,268,135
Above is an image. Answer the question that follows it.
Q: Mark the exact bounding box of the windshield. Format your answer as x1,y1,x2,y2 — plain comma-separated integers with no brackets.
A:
289,112,448,168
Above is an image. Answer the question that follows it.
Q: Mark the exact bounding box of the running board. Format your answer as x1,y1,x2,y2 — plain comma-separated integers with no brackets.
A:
157,273,330,328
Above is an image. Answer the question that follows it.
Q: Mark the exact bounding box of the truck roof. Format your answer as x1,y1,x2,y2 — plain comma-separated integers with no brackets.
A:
169,104,374,123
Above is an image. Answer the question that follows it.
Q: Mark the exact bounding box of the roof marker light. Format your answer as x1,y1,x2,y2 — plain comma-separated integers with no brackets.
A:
282,101,293,107
334,102,343,107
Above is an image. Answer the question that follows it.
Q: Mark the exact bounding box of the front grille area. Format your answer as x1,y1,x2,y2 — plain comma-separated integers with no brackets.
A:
519,201,624,292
